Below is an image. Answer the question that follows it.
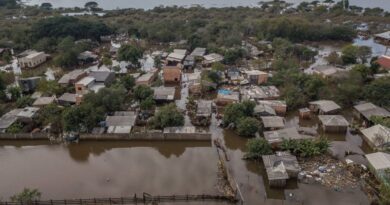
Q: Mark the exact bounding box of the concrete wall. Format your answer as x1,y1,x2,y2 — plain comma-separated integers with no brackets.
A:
0,133,48,140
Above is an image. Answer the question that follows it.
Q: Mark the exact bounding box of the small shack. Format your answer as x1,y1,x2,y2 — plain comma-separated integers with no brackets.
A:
215,89,239,106
163,66,182,84
58,69,87,86
105,112,137,134
243,70,268,85
254,104,276,117
136,70,158,86
309,100,341,115
318,115,349,133
260,116,285,130
258,100,287,116
262,152,300,187
299,108,311,119
264,127,312,147
32,96,56,107
153,86,176,103
194,100,213,126
361,125,390,150
366,152,390,180
354,102,390,125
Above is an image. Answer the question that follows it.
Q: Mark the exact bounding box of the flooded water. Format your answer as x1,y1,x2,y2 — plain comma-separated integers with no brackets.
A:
23,0,390,11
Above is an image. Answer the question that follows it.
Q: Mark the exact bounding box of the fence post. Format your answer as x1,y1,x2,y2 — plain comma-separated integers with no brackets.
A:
94,198,96,205
109,198,112,205
134,194,137,204
50,200,53,205
121,197,124,204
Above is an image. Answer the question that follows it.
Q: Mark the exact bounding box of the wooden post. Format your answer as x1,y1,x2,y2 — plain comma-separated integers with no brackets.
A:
109,198,112,205
121,197,124,204
64,199,67,205
50,200,53,205
94,198,96,204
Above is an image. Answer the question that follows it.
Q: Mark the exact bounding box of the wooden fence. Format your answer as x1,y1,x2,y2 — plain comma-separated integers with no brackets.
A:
0,193,236,205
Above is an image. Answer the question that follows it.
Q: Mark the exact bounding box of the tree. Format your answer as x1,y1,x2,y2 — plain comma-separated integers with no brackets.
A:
16,96,34,108
62,104,104,132
152,104,184,128
83,87,127,113
223,103,246,126
38,104,63,134
357,46,372,64
117,45,144,67
370,116,390,128
7,86,21,101
245,138,273,159
211,62,225,71
341,45,359,64
326,51,342,65
6,122,23,133
120,75,135,90
10,188,41,203
102,56,112,66
40,2,52,10
133,85,153,101
37,79,63,96
237,117,260,137
281,137,330,157
364,77,390,109
224,48,246,65
84,1,99,10
241,100,256,116
140,96,155,110
207,70,221,84
335,70,364,106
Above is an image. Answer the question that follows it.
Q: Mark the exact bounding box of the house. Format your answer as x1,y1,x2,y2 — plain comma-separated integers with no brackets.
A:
377,55,390,71
136,70,158,86
187,71,201,84
262,152,300,187
78,51,98,64
153,86,176,103
75,77,95,95
163,126,211,140
361,125,390,150
366,152,390,179
354,102,390,125
203,53,224,66
374,31,390,45
88,71,115,86
312,65,347,78
299,108,311,119
194,100,213,126
166,52,186,66
318,115,349,133
17,77,41,93
32,96,56,107
258,100,287,116
183,55,195,70
264,127,312,147
261,116,285,130
58,93,77,106
0,107,40,133
190,47,206,58
243,70,268,85
163,66,182,84
254,104,276,117
215,89,240,106
58,69,87,86
309,100,341,114
17,50,48,69
241,86,280,101
105,111,137,134
227,68,242,84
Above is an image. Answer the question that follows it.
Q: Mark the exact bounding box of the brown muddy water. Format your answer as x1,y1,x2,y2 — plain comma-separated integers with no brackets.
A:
0,112,371,204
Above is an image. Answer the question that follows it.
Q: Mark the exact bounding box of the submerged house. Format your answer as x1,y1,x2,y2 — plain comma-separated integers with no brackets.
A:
361,125,390,150
163,66,182,84
262,152,300,187
0,107,40,133
243,70,268,85
309,100,341,115
58,69,87,87
354,102,390,125
258,100,287,116
318,115,349,133
261,116,285,130
264,127,312,147
190,47,206,58
105,111,137,134
366,152,390,180
254,104,276,117
312,65,347,79
194,100,213,126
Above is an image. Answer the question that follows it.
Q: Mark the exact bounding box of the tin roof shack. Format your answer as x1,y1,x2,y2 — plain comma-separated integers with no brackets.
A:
163,126,211,140
77,51,98,64
75,76,95,95
262,152,300,187
374,31,390,46
377,55,390,71
215,89,240,107
58,93,77,106
264,127,312,147
105,112,137,134
226,68,243,85
318,115,349,133
88,71,115,86
312,65,347,79
183,55,195,70
190,47,206,58
243,70,268,85
354,103,390,125
136,69,158,86
17,77,41,93
17,50,48,69
0,107,39,133
32,96,56,107
361,125,390,150
58,69,87,86
241,86,280,101
261,116,285,131
366,152,390,180
254,104,276,117
309,100,341,115
166,51,186,66
163,66,181,84
194,100,213,126
153,86,176,103
258,100,287,116
203,53,224,67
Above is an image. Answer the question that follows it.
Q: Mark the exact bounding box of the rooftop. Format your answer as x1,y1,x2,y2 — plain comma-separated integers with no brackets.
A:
310,100,341,113
375,31,390,40
262,152,300,180
264,127,311,144
361,124,390,148
153,86,176,101
318,115,349,127
58,69,86,84
203,53,223,63
106,113,136,127
366,152,390,171
32,96,56,106
241,86,280,100
88,71,114,83
377,55,390,69
58,93,77,103
76,76,95,86
190,47,206,57
197,100,213,116
354,102,390,120
261,116,285,128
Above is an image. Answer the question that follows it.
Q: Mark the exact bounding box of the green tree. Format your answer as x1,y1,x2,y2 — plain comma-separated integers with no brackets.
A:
102,56,112,66
357,46,372,64
83,87,127,113
370,116,390,128
224,48,246,65
40,2,52,10
140,96,156,110
237,117,260,137
84,1,99,10
211,62,225,71
341,44,359,65
62,104,104,132
335,70,364,106
326,51,342,65
7,86,21,101
117,45,144,67
38,104,63,134
16,96,34,108
245,138,273,159
223,103,246,125
54,50,78,68
6,122,23,134
37,79,63,96
10,188,41,203
363,77,390,109
152,103,184,128
133,85,153,101
120,75,135,90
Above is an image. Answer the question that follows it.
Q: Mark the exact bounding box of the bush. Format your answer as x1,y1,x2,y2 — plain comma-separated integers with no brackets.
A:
223,100,255,125
151,104,184,129
16,96,34,108
245,138,273,159
236,117,260,137
140,96,155,111
11,188,41,203
281,137,330,158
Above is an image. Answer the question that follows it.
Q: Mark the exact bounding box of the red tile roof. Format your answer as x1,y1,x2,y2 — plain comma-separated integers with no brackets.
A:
377,55,390,70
